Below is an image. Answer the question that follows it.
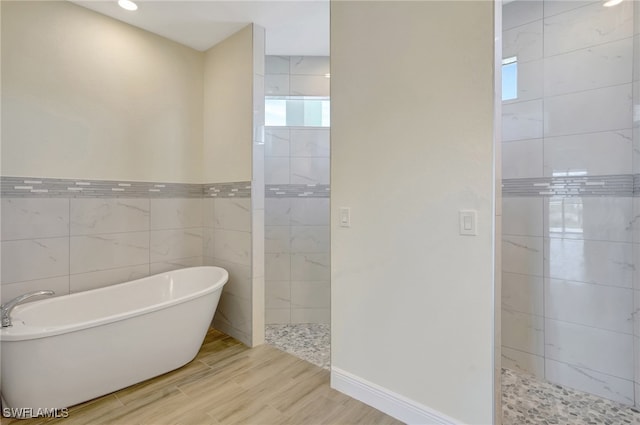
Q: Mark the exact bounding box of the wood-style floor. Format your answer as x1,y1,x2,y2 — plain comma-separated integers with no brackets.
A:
2,329,403,425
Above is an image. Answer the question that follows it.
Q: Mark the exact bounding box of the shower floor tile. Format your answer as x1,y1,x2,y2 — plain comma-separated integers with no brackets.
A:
265,323,330,370
502,368,640,425
266,323,640,424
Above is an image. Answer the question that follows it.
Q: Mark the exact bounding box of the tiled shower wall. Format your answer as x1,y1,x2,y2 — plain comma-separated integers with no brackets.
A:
0,180,257,345
264,56,330,324
1,183,204,304
633,0,639,404
501,0,638,406
203,183,254,345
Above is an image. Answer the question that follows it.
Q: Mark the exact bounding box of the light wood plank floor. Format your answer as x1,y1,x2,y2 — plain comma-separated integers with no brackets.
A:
2,329,403,425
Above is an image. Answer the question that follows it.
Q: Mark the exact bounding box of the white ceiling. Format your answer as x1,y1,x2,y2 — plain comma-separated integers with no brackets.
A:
71,0,330,56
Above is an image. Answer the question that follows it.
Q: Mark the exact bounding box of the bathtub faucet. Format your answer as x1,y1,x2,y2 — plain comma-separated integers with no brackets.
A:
1,290,55,327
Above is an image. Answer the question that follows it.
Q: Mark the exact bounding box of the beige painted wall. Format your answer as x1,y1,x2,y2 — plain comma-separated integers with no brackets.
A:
331,1,496,423
203,25,254,183
1,1,203,183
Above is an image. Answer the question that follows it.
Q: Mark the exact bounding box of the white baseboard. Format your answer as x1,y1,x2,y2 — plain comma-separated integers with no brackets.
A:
331,367,460,425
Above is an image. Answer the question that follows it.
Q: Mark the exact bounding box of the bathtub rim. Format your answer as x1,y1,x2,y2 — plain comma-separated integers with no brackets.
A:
0,266,228,342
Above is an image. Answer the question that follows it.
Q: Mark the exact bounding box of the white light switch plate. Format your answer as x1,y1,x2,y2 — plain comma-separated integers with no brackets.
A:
459,210,477,236
339,207,351,227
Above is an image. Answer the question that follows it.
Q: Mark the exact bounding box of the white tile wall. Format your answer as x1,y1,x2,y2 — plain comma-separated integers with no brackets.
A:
543,1,634,57
2,237,69,283
502,20,543,62
545,278,634,333
213,199,251,231
265,157,290,184
70,264,149,293
1,198,69,240
290,129,330,157
508,59,543,103
544,84,633,137
291,281,330,309
502,308,545,356
502,235,544,277
149,257,202,275
266,252,291,281
150,228,203,263
263,61,330,325
543,130,633,177
71,198,149,234
265,199,291,226
502,100,544,142
290,253,330,281
266,309,291,324
265,74,289,95
291,308,330,324
266,280,290,309
265,56,289,74
502,197,544,236
502,1,638,403
150,198,202,230
1,195,207,301
545,318,634,379
543,1,599,19
544,38,633,97
219,257,253,298
290,198,330,225
545,358,634,405
70,232,149,274
544,197,633,243
290,226,330,253
265,128,290,157
290,157,330,185
265,226,291,253
502,272,544,316
545,238,633,288
290,75,330,97
289,56,330,75
502,139,543,179
211,228,251,266
503,0,543,31
501,346,545,378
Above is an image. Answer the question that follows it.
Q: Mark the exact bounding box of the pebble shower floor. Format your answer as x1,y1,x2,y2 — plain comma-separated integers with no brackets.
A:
265,324,640,424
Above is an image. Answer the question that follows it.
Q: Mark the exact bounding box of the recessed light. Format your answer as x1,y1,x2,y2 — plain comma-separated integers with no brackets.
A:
118,0,138,11
603,0,623,7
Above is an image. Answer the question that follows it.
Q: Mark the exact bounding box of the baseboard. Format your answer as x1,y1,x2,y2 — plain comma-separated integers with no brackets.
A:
331,367,460,425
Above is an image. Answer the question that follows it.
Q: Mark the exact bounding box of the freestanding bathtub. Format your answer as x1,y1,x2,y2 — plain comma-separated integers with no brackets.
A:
0,266,228,418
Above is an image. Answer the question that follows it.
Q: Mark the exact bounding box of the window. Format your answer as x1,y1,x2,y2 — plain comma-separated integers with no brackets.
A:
265,96,330,127
502,56,517,101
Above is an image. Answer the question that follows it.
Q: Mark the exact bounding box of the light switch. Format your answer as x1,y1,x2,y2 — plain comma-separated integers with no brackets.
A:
339,207,351,228
459,210,477,236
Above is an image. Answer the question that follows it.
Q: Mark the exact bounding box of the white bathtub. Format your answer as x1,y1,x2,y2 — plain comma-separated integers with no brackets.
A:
0,266,228,417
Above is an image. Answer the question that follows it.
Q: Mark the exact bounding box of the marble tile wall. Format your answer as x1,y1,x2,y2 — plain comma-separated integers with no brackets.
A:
1,196,205,304
632,0,639,405
502,0,638,406
264,55,330,325
204,196,253,345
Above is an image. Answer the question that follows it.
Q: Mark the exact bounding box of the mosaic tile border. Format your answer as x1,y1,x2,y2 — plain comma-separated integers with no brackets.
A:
266,184,330,198
203,182,251,198
1,177,251,198
503,174,634,197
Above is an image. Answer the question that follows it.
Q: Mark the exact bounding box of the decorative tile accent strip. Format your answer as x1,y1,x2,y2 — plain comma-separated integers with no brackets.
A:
503,174,634,197
1,177,251,198
266,184,330,198
203,181,251,198
634,174,640,197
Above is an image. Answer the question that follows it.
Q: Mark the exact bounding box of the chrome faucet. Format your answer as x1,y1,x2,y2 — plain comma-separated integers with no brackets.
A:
1,290,55,327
